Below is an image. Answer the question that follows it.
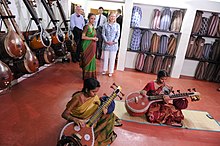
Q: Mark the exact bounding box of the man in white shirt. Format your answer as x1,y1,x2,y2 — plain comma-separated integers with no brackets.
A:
95,7,107,60
70,6,85,62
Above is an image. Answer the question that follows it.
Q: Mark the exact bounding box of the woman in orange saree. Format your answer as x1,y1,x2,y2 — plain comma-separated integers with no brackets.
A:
81,13,98,80
140,70,188,127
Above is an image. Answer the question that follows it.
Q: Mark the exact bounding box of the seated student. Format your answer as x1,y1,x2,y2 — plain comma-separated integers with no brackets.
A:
140,69,188,127
62,78,117,145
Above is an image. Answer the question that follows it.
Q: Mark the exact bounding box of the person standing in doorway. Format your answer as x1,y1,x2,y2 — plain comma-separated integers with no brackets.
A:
102,12,120,77
80,8,88,24
116,9,123,38
116,9,123,61
95,7,107,60
70,6,85,63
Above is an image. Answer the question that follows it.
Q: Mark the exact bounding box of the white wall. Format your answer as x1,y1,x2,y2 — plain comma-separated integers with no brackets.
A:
117,0,133,71
181,59,199,76
69,0,87,16
3,0,68,32
85,0,124,18
6,0,37,31
125,51,137,68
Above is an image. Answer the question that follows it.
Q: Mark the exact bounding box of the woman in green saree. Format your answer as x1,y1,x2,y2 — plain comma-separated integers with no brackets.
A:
81,13,98,80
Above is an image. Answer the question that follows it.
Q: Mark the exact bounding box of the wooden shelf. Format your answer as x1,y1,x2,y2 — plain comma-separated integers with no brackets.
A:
131,27,181,35
191,33,220,39
127,50,176,58
185,57,220,64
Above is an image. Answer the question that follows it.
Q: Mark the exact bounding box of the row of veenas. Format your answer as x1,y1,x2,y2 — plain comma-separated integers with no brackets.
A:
0,21,75,91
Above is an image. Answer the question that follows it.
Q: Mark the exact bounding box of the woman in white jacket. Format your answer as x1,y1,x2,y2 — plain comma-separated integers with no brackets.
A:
102,12,120,77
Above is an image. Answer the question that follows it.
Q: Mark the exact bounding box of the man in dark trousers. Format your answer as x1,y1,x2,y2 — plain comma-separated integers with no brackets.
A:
70,6,85,62
95,7,107,60
116,9,123,61
116,9,123,34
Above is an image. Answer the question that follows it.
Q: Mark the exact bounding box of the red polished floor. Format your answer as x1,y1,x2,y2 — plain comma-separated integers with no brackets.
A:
0,60,220,146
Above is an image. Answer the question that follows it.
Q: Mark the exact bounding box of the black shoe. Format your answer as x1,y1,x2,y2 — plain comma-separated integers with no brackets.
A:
72,59,77,63
114,119,123,127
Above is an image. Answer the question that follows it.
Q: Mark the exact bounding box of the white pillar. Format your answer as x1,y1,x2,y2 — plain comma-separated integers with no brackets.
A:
116,0,133,71
170,8,196,78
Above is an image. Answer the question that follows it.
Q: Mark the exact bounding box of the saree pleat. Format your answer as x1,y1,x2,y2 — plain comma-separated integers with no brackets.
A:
94,113,116,146
145,82,185,126
82,25,97,79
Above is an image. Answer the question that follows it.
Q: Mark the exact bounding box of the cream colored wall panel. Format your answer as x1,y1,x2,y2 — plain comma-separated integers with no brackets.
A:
124,51,137,69
181,59,199,77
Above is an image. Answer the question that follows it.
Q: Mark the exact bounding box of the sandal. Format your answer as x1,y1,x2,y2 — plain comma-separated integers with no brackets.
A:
114,119,123,127
110,131,117,143
170,122,183,127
